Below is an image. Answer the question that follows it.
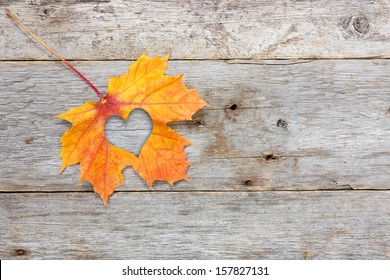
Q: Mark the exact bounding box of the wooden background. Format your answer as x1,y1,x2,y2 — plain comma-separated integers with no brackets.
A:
0,0,389,259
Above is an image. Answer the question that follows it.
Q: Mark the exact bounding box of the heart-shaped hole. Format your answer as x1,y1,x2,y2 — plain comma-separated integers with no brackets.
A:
104,109,152,156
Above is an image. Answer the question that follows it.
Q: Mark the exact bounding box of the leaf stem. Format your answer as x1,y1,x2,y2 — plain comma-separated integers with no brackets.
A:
5,9,104,101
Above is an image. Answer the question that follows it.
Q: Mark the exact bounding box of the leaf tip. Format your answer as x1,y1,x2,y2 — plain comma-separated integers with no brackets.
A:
59,164,66,174
146,180,154,188
96,190,110,206
54,113,64,119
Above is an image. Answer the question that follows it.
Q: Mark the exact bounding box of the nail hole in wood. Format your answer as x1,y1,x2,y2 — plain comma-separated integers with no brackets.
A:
229,104,238,110
265,154,277,160
244,180,252,186
262,151,280,161
193,118,204,126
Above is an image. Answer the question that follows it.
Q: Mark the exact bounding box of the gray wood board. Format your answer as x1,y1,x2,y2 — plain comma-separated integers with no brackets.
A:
1,191,389,259
2,0,390,60
0,60,389,192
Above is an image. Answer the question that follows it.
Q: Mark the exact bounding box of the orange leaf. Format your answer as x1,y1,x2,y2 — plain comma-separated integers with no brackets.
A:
57,54,207,205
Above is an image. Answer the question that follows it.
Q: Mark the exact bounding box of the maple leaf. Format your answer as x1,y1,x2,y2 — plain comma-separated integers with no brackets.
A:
6,9,207,205
57,54,207,204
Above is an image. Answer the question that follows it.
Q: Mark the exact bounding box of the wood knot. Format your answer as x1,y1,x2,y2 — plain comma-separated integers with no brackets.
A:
14,249,27,256
25,137,34,144
353,16,370,34
276,119,288,128
42,8,55,16
339,14,371,39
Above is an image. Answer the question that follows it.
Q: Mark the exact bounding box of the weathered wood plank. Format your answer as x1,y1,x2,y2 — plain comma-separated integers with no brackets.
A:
0,60,389,192
2,0,390,60
1,191,389,259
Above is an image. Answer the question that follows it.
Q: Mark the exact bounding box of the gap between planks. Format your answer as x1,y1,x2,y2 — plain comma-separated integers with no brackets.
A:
2,189,390,194
0,57,389,62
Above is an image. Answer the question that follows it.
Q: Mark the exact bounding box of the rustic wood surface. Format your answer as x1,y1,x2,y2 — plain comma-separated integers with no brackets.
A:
1,191,389,259
1,60,389,192
0,0,389,259
2,0,390,60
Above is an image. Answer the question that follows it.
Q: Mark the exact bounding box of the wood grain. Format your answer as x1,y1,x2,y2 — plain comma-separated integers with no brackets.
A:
1,191,389,259
2,0,390,60
0,60,389,192
1,1,389,260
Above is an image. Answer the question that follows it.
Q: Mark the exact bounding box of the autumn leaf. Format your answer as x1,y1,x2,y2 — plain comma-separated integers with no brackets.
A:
6,9,207,205
56,54,207,204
